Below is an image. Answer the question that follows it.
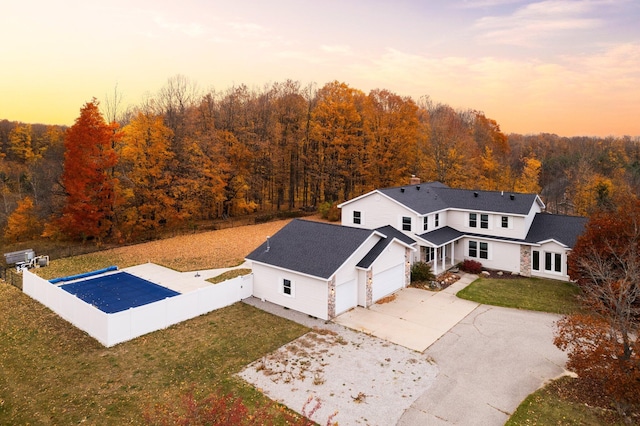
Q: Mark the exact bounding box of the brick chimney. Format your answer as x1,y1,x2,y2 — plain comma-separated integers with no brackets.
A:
409,175,420,185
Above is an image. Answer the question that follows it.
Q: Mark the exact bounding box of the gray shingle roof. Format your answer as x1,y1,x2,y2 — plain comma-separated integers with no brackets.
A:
356,225,416,269
378,182,540,215
418,226,465,246
525,213,588,248
245,219,376,279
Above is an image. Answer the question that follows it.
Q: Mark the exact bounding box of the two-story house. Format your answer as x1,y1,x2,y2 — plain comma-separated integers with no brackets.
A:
246,179,586,320
338,179,587,281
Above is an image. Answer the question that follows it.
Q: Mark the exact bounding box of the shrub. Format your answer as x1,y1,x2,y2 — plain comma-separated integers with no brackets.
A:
318,202,332,219
460,259,483,274
411,261,435,282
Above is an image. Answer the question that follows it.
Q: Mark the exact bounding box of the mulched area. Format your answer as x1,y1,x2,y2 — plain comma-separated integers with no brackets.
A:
410,271,460,291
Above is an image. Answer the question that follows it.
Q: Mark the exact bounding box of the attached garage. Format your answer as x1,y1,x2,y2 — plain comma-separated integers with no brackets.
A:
335,279,357,314
372,263,404,301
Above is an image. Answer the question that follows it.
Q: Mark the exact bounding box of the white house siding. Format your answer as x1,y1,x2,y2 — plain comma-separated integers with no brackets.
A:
530,241,571,281
463,238,521,273
447,210,528,240
251,263,330,320
341,193,415,231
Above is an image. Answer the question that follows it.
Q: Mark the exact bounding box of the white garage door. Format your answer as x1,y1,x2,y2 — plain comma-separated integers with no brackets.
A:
335,279,357,315
372,264,404,301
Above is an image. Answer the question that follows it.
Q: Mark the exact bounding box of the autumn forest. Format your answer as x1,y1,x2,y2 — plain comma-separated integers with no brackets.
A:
1,76,639,244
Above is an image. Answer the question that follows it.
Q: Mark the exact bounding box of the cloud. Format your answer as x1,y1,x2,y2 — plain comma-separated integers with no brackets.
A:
346,42,640,135
321,45,353,55
474,0,603,46
153,16,206,38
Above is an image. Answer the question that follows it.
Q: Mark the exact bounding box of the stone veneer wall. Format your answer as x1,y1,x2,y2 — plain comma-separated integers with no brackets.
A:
366,269,373,307
327,276,336,319
520,245,532,277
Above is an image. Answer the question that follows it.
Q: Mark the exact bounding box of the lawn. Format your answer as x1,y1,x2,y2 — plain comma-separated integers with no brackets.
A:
456,276,582,314
506,376,625,426
0,281,309,425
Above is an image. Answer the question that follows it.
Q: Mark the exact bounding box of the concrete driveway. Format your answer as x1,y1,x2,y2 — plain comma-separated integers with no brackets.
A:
399,305,568,425
334,274,479,352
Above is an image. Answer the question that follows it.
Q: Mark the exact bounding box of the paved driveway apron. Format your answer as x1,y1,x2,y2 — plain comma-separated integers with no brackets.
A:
334,275,568,425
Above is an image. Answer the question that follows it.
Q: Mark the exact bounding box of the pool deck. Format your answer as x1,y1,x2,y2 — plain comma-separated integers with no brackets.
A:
124,262,250,293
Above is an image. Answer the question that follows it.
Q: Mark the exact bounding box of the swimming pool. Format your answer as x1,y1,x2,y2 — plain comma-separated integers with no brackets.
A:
60,271,180,314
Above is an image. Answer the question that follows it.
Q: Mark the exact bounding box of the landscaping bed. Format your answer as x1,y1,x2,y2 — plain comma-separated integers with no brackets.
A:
411,271,460,291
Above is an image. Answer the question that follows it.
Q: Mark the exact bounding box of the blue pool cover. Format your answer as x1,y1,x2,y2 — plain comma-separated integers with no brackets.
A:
60,272,180,314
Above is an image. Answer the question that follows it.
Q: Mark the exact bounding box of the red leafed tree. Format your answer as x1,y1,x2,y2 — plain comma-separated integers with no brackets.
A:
58,99,120,242
554,199,640,416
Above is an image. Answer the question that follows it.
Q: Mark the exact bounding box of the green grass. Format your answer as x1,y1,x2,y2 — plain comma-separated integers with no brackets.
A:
456,277,582,314
507,377,625,426
207,268,252,284
0,282,309,425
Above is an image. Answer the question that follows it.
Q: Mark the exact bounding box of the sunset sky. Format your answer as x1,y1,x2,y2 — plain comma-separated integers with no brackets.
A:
2,0,639,137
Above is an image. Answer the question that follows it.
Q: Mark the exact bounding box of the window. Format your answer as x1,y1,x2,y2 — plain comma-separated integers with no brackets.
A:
532,250,540,271
402,216,412,231
469,240,489,259
423,246,435,262
479,242,488,259
353,211,361,225
468,241,477,257
543,252,563,273
545,252,553,271
435,213,440,227
480,214,489,229
469,213,477,228
501,216,509,228
282,278,293,296
555,253,562,273
423,216,428,231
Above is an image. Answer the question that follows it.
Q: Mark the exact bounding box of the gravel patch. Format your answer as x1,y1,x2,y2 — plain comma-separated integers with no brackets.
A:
238,325,438,425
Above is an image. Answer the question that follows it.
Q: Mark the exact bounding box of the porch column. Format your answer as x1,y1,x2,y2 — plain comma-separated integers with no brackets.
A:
433,248,438,275
441,246,445,272
450,241,455,266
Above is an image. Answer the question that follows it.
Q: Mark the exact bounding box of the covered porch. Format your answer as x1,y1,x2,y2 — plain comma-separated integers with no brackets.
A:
418,227,465,276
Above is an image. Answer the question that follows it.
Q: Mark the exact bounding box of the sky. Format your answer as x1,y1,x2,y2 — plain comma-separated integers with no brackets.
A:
1,0,639,137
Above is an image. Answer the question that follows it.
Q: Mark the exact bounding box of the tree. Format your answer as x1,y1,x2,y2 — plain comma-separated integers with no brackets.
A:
4,196,40,242
57,99,120,242
119,111,178,239
514,156,542,194
555,200,640,416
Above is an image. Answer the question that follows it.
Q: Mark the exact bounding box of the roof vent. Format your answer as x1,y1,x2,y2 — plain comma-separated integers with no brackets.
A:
416,185,420,190
510,194,515,200
400,187,405,193
265,236,270,252
474,192,478,197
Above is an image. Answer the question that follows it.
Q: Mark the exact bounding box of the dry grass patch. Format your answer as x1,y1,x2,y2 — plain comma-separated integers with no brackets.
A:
36,219,291,279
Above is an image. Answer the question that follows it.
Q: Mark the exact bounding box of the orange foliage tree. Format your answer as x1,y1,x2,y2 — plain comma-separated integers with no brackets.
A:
3,196,40,242
555,200,640,416
57,99,121,242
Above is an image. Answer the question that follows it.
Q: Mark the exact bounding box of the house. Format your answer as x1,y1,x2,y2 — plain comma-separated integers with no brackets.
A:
245,219,415,320
338,179,587,281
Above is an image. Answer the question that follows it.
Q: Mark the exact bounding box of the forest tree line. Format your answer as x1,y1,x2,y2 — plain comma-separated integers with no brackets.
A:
1,76,639,244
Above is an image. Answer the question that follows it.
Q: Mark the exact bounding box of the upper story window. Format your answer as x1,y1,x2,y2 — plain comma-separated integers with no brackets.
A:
402,216,412,231
353,211,361,225
469,213,477,228
435,213,440,227
480,214,489,229
423,216,428,231
501,216,509,228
